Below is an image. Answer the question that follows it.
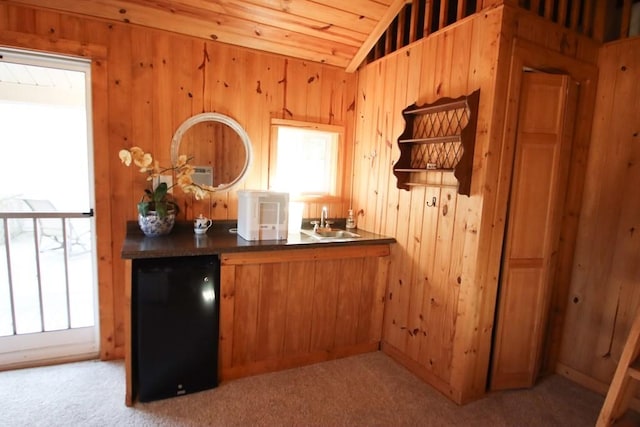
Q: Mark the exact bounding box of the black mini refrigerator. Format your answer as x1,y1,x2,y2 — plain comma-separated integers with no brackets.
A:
133,255,220,402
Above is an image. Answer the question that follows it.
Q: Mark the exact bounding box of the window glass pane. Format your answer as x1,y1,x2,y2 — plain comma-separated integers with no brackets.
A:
0,61,90,212
273,127,338,196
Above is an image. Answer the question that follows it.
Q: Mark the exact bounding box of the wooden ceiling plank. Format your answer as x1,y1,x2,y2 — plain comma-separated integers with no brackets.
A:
345,0,409,73
127,0,373,44
135,0,366,49
301,0,392,19
166,18,356,66
7,0,433,71
235,0,379,31
7,0,355,67
165,4,358,58
219,2,368,46
125,0,225,14
124,0,371,45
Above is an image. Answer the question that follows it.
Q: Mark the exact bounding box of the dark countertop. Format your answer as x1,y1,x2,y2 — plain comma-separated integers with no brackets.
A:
121,220,396,259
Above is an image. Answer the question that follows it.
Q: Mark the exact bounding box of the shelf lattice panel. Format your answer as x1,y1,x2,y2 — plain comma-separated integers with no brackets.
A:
410,106,470,169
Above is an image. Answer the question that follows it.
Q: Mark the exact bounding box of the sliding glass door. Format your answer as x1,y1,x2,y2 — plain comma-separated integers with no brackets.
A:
0,47,98,369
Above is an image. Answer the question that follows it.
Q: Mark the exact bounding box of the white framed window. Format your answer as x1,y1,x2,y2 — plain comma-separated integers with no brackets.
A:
269,119,345,200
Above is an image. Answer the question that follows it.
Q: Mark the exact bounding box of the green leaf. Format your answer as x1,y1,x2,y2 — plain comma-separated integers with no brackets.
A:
137,201,150,216
155,201,168,218
153,182,168,203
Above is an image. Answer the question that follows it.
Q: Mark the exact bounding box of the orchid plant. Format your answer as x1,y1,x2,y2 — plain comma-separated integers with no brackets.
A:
119,146,210,218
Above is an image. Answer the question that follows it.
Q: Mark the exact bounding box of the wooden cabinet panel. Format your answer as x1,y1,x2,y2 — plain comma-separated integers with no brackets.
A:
255,263,289,361
282,261,315,354
232,264,260,366
310,259,341,351
219,245,390,381
334,258,364,347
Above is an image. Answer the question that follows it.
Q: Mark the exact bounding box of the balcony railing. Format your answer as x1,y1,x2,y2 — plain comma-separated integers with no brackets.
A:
0,212,92,336
366,0,640,64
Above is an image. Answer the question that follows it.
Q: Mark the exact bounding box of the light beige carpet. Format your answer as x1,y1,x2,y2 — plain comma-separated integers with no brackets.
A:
0,351,613,426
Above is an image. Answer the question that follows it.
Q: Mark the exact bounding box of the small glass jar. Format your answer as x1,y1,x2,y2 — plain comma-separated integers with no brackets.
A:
346,209,356,229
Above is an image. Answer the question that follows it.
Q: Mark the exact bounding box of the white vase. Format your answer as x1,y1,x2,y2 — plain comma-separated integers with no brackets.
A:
138,211,176,237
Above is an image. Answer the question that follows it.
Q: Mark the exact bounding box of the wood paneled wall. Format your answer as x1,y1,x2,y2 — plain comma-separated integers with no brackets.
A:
557,37,640,393
352,10,503,403
0,3,356,359
352,5,600,403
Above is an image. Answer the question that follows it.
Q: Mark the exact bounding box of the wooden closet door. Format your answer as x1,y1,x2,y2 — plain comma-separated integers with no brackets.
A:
490,72,578,390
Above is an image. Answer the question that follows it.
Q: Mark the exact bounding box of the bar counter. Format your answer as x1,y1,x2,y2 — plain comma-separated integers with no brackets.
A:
121,220,396,259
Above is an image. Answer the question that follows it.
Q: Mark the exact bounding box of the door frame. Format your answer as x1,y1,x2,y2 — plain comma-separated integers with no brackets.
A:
0,46,99,369
489,38,599,384
0,31,115,360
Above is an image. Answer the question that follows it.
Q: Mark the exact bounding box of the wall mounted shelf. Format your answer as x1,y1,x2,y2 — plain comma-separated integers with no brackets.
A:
393,90,480,196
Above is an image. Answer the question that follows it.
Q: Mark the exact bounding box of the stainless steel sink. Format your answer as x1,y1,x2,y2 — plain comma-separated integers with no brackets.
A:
300,228,361,241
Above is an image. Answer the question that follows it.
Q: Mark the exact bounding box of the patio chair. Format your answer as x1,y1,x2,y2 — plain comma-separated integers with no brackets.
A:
22,199,89,252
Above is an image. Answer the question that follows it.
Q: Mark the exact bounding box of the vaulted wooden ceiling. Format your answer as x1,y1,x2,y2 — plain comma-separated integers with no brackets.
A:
7,0,409,71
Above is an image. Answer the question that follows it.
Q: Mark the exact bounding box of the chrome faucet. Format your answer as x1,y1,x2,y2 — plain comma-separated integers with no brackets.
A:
320,206,328,229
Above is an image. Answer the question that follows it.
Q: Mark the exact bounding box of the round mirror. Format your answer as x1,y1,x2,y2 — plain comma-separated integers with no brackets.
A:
170,112,253,192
